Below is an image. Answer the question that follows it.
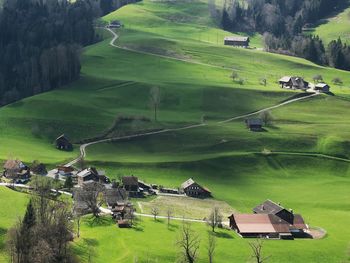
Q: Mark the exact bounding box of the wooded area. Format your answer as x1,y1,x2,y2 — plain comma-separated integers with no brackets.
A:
0,0,96,106
221,0,350,70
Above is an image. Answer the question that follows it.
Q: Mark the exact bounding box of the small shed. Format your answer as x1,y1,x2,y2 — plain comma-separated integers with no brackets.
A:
56,134,73,151
314,83,330,93
117,219,131,228
224,36,250,47
108,20,123,28
245,118,263,131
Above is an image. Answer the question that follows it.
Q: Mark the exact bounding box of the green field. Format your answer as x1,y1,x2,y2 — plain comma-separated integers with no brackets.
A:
0,188,28,263
312,4,350,44
1,0,350,262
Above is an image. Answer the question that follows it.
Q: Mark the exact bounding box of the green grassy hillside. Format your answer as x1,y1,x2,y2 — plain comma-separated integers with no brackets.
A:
1,0,350,262
312,4,350,44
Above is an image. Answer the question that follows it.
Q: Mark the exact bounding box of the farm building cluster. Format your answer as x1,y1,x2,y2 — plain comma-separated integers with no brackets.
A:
2,159,47,183
229,200,309,239
279,76,331,93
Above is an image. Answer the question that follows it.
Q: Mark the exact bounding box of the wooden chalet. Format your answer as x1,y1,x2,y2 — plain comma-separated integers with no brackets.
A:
224,36,250,47
253,200,294,224
105,187,127,208
245,118,263,131
122,176,139,193
57,165,74,176
107,20,123,28
279,76,309,90
180,178,211,198
76,167,109,186
56,134,73,151
3,159,30,180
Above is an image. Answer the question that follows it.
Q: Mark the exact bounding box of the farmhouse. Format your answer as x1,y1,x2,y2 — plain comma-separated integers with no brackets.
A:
56,134,73,151
180,178,211,198
228,214,293,239
107,20,123,28
3,159,30,180
57,165,75,176
228,199,309,239
224,36,250,47
245,118,263,131
122,176,139,196
279,76,309,90
314,83,330,93
76,167,110,186
105,187,128,208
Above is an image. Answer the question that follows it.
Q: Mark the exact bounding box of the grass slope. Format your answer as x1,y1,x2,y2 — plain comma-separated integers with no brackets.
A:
312,4,350,44
0,0,350,262
0,188,28,263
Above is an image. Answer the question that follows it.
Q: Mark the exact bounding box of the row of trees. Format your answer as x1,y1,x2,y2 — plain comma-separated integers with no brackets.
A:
0,0,97,106
7,178,74,263
220,0,350,70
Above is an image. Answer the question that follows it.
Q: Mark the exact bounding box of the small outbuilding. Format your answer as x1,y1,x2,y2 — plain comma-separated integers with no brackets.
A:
245,118,263,131
180,178,211,198
314,83,330,93
107,20,123,28
224,36,250,47
56,134,73,151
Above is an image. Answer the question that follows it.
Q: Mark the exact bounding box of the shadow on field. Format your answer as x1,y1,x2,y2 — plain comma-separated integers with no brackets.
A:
0,227,7,250
167,223,179,232
86,215,112,227
213,230,234,239
72,238,99,261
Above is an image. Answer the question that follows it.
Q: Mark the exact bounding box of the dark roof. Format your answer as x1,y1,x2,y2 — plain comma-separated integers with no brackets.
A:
291,214,308,230
122,176,138,186
253,200,286,214
56,134,70,141
246,118,263,126
291,77,308,88
105,187,127,206
315,83,329,88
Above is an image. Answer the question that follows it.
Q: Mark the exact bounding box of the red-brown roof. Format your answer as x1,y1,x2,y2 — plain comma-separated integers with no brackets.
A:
231,214,291,234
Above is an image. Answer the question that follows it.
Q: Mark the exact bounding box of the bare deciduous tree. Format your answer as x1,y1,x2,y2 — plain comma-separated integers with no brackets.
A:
151,206,159,221
207,206,222,232
80,182,105,218
177,223,200,263
166,207,174,227
249,239,270,263
207,233,216,263
150,86,161,121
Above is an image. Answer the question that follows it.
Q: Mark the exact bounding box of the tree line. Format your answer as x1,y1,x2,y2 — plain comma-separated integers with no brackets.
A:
0,0,97,106
221,0,350,70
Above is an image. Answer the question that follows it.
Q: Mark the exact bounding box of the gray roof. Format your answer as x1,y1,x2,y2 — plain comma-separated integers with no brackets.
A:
253,200,286,215
181,178,195,189
225,36,249,42
122,176,138,186
315,83,329,88
105,187,127,206
246,118,263,126
279,76,291,83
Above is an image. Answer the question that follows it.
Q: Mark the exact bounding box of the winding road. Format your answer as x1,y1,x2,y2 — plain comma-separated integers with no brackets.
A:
61,28,324,167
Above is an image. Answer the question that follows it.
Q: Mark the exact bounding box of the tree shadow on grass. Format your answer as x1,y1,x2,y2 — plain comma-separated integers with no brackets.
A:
72,238,99,262
210,229,234,239
86,215,113,227
0,227,7,251
167,223,179,232
131,225,144,232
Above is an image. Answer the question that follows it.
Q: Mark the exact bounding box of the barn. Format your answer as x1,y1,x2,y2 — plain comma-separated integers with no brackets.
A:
224,36,250,47
55,134,73,151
